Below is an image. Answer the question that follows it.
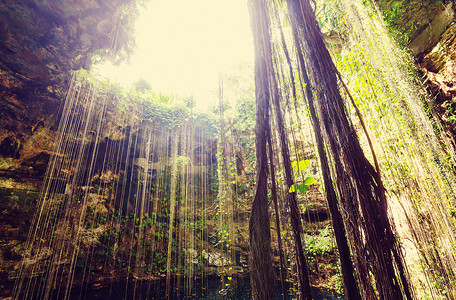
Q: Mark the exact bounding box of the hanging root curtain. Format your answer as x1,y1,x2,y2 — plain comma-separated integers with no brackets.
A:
286,0,413,298
248,0,415,299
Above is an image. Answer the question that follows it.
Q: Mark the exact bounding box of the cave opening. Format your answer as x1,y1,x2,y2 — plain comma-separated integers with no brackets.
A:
2,0,456,299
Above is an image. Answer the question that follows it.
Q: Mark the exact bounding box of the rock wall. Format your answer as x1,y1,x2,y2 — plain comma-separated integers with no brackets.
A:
0,0,136,187
0,0,137,296
376,0,456,139
0,188,39,295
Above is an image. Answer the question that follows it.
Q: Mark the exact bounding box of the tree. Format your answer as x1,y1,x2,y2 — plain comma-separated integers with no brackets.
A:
248,0,414,298
285,0,413,298
248,0,275,298
248,1,313,298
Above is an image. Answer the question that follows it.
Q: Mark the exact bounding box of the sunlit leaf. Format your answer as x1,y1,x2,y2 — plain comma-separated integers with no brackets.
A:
291,161,297,169
289,184,296,193
304,178,316,186
297,159,310,172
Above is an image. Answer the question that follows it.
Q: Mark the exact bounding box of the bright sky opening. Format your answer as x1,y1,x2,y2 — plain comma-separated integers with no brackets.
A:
97,0,253,109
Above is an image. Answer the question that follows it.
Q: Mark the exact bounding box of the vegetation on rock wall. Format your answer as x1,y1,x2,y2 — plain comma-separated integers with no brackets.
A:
0,0,143,191
2,0,456,299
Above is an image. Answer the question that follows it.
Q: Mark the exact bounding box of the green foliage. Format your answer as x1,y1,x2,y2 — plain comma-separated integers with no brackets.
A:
222,95,256,175
193,111,219,135
288,159,316,194
141,101,189,127
315,0,344,33
450,210,456,218
380,1,407,27
305,226,336,256
233,97,256,132
360,0,439,46
328,268,344,295
74,69,218,134
292,159,310,172
133,78,152,92
88,1,148,66
176,156,190,165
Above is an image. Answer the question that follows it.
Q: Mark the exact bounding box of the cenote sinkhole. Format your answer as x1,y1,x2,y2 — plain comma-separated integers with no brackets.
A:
2,0,456,299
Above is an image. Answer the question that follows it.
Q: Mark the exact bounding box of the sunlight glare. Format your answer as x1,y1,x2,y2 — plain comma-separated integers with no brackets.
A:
97,0,253,109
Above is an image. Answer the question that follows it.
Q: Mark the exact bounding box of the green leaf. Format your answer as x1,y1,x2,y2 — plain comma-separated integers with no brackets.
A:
297,160,310,172
304,178,316,186
291,161,297,169
289,184,297,193
298,184,308,193
292,159,310,172
280,230,287,235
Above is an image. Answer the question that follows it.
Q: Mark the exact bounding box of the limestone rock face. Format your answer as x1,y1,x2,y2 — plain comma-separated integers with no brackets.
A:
0,3,136,295
422,24,456,85
407,2,454,56
416,9,456,138
0,0,136,184
0,188,39,296
0,0,133,84
421,28,456,134
377,0,456,143
377,0,454,55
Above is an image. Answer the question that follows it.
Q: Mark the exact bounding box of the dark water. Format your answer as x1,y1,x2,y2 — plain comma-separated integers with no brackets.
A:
63,276,343,300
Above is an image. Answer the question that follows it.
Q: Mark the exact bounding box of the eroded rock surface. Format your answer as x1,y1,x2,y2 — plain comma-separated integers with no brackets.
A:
377,0,456,141
0,1,137,297
0,0,136,184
